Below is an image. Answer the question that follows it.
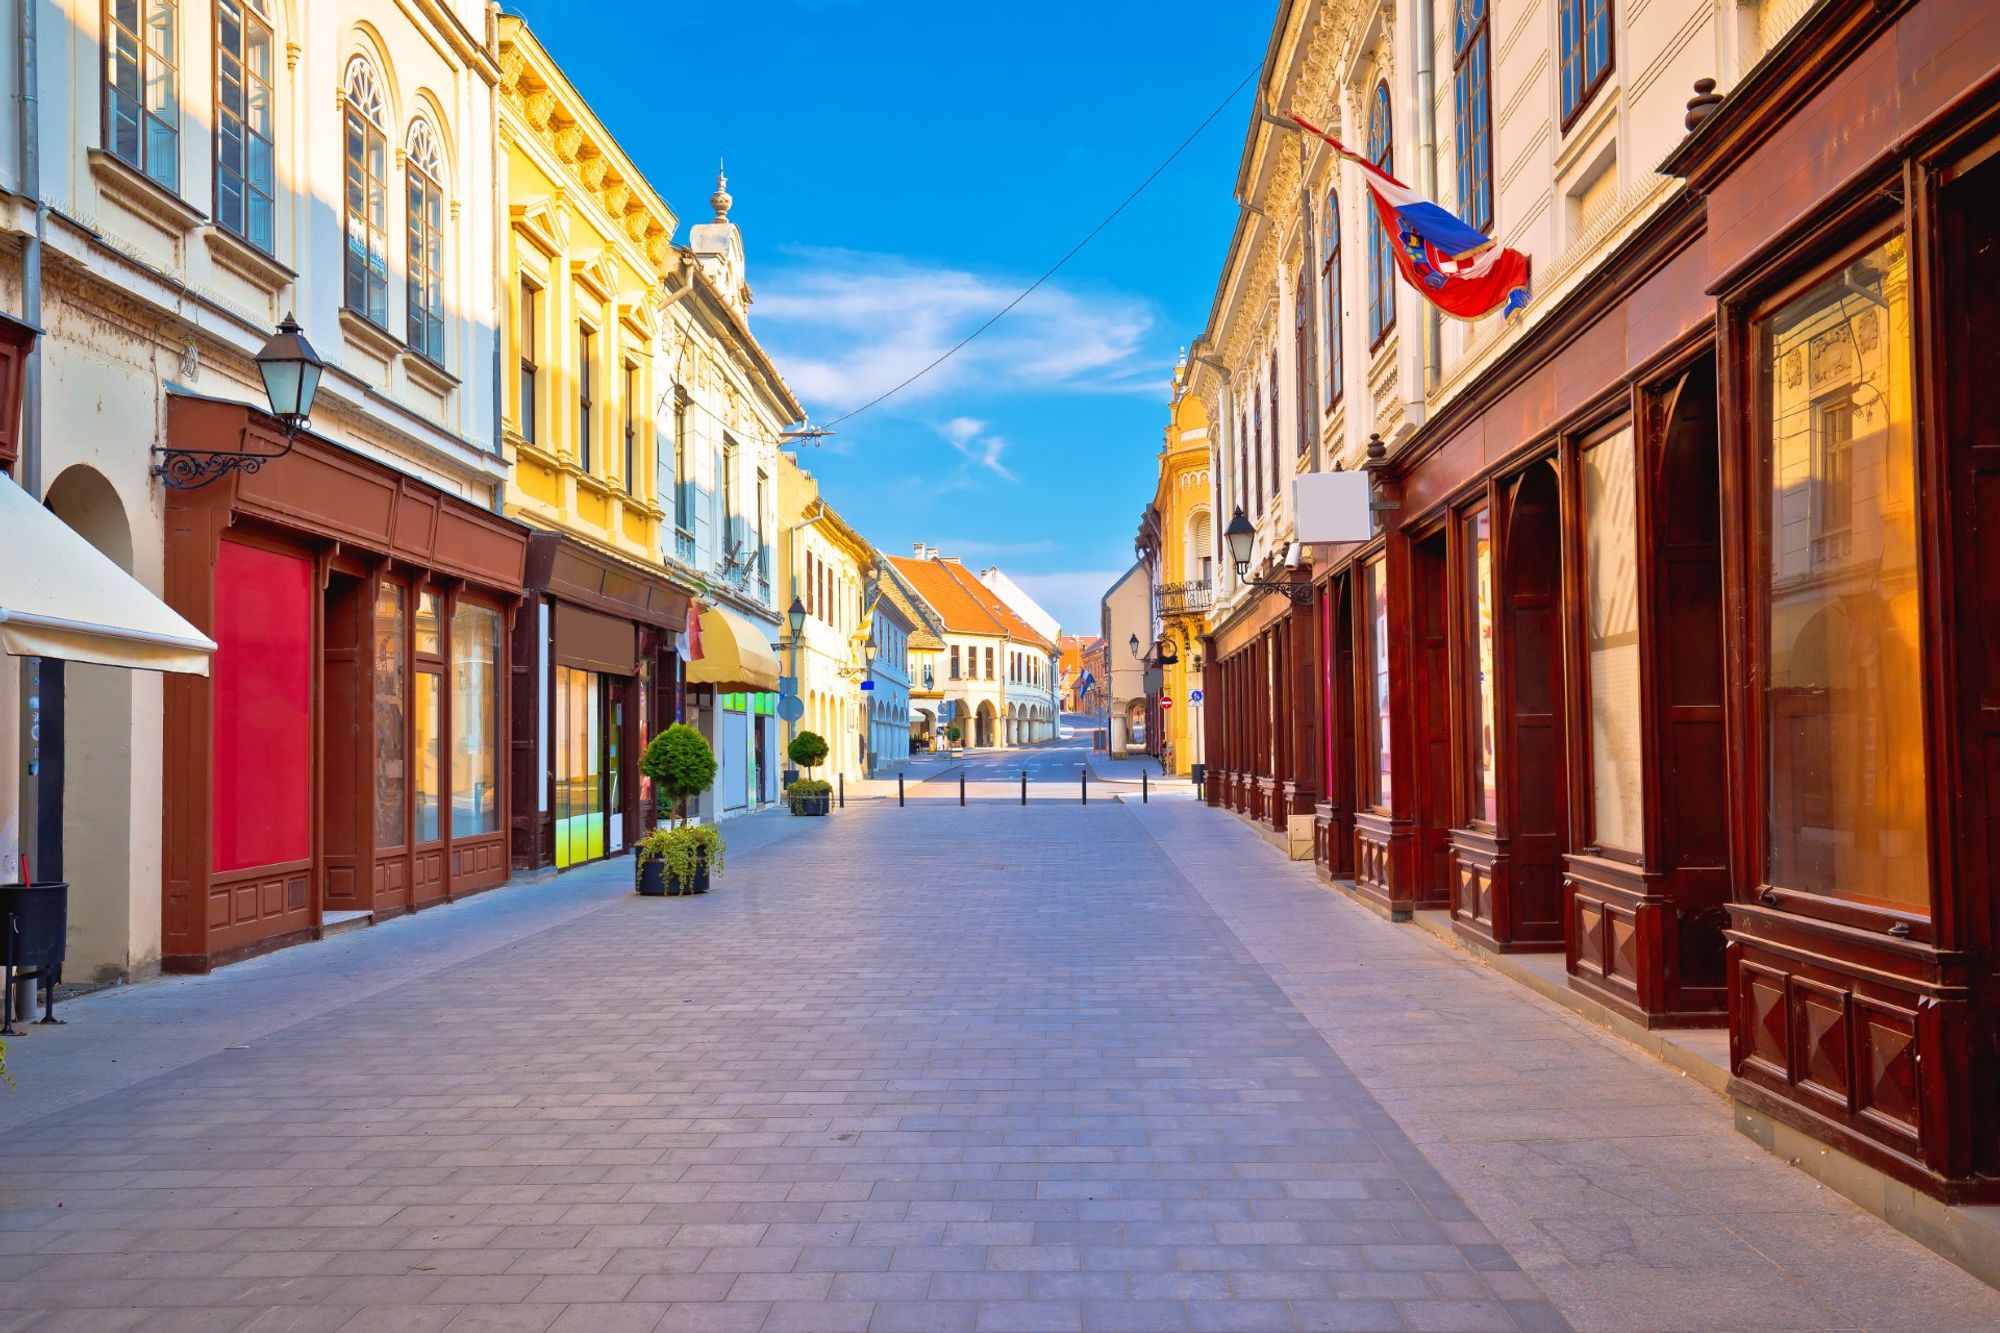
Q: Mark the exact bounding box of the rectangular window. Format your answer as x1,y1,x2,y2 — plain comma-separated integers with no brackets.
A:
1322,193,1343,409
1467,509,1497,824
755,470,770,583
1366,556,1392,807
1294,265,1314,455
1559,0,1613,127
950,645,961,679
1582,426,1642,852
672,391,692,532
577,325,595,472
214,0,272,251
985,646,995,680
518,281,539,444
450,602,501,837
623,361,639,496
1453,0,1493,232
373,581,406,847
1760,233,1927,912
343,105,389,325
105,0,180,190
415,588,442,656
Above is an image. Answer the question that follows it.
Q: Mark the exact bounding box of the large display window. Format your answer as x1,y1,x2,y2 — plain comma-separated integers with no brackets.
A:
451,602,502,836
1581,425,1643,855
1756,233,1927,913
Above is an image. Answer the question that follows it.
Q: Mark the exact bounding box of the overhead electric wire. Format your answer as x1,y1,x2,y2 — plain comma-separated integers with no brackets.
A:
817,60,1266,432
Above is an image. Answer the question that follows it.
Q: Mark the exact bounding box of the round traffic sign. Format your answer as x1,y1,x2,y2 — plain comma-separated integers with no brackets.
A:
777,695,804,723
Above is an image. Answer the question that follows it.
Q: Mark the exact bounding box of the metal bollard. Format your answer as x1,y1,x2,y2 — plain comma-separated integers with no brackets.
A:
898,773,905,807
839,774,845,809
1142,771,1148,804
960,772,966,806
1082,769,1088,805
1021,771,1027,805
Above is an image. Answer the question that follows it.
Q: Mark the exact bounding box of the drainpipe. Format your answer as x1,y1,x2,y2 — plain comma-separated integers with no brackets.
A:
17,0,43,494
1412,0,1442,393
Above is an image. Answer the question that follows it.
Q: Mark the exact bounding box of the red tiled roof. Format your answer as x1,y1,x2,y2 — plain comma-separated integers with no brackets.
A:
887,556,1055,654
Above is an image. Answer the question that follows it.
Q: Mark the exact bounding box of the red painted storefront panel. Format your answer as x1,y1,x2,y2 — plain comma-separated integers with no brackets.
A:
212,541,312,874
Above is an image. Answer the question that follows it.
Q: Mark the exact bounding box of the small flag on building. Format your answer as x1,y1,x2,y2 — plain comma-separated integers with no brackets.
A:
1289,113,1531,322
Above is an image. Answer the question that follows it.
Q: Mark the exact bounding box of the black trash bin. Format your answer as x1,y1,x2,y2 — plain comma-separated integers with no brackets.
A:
2,881,68,1030
1190,763,1206,789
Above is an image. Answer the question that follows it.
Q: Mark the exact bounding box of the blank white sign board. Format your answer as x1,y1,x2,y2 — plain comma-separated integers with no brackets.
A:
1292,471,1374,544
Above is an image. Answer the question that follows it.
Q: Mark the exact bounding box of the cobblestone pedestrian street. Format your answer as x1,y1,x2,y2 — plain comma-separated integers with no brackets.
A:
0,795,1995,1332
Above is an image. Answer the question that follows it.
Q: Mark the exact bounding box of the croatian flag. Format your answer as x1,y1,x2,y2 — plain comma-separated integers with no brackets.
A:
1290,113,1531,322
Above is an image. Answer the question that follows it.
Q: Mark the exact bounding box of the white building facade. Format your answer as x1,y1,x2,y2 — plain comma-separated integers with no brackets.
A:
1,0,504,980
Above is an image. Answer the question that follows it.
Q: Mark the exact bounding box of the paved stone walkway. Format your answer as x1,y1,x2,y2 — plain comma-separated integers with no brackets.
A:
0,798,1993,1331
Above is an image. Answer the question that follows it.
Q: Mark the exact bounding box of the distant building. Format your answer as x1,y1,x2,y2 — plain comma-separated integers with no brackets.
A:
888,550,1057,749
978,566,1062,643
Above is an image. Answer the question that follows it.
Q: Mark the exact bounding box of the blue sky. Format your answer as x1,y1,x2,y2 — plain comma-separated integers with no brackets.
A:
508,0,1275,635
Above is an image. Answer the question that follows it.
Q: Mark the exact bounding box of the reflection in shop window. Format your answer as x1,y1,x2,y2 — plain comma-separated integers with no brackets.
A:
1467,510,1497,824
1583,426,1643,852
452,602,500,836
1760,233,1927,912
373,581,406,846
1367,556,1392,807
414,670,441,844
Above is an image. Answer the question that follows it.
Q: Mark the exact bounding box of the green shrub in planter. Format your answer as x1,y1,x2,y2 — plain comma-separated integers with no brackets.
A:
635,824,724,895
787,730,829,775
786,778,832,817
641,723,717,826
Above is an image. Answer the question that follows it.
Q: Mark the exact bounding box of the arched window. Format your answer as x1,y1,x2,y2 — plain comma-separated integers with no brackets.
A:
1454,0,1493,232
342,56,390,326
1367,83,1397,347
1559,0,1613,127
215,0,273,250
1322,190,1343,408
406,117,447,363
106,0,180,190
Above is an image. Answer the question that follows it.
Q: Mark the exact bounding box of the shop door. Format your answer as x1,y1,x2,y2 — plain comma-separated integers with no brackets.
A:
720,695,748,811
554,665,603,868
606,689,625,855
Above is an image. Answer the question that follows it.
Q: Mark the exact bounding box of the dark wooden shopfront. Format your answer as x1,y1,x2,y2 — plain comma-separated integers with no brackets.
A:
508,531,689,874
161,394,528,972
1662,0,2000,1200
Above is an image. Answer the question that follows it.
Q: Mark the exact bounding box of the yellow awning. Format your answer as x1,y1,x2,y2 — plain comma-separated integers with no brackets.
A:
685,604,780,692
0,474,215,675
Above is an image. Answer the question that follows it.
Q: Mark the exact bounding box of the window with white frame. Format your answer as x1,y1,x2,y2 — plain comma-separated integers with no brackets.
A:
342,56,390,326
405,118,447,363
106,0,180,190
214,0,272,249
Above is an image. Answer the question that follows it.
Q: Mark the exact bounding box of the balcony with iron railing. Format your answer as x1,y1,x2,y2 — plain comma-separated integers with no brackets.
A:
1155,579,1213,618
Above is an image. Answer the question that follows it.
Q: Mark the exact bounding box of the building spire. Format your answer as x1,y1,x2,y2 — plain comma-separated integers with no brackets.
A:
711,159,732,222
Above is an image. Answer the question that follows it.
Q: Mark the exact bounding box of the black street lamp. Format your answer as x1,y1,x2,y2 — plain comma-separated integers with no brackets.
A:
787,594,807,639
153,314,324,489
1223,505,1314,604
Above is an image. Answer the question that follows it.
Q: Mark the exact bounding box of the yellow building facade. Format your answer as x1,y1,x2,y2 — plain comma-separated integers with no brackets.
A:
498,17,673,561
1138,378,1214,777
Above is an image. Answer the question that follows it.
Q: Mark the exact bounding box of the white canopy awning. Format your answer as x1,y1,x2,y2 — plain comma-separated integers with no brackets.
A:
0,473,215,675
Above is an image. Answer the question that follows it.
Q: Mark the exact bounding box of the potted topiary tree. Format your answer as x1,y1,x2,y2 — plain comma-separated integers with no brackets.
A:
635,723,722,895
945,724,962,753
786,730,832,815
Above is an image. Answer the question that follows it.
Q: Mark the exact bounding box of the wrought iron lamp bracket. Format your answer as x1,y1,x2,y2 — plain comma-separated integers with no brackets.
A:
151,426,303,491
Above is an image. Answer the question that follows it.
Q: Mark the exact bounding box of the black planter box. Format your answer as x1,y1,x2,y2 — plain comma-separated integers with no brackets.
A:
636,857,709,896
789,793,831,816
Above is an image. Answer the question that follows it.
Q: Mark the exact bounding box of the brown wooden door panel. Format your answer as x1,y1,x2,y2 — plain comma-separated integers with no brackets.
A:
1501,465,1568,946
1415,535,1454,904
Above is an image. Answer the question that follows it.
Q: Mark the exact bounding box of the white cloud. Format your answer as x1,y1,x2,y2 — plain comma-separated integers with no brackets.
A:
754,248,1158,412
1003,569,1131,641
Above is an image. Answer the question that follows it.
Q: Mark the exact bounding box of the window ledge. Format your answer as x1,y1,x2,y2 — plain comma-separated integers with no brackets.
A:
201,224,294,295
574,469,617,497
339,307,403,364
401,350,459,398
88,148,205,237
